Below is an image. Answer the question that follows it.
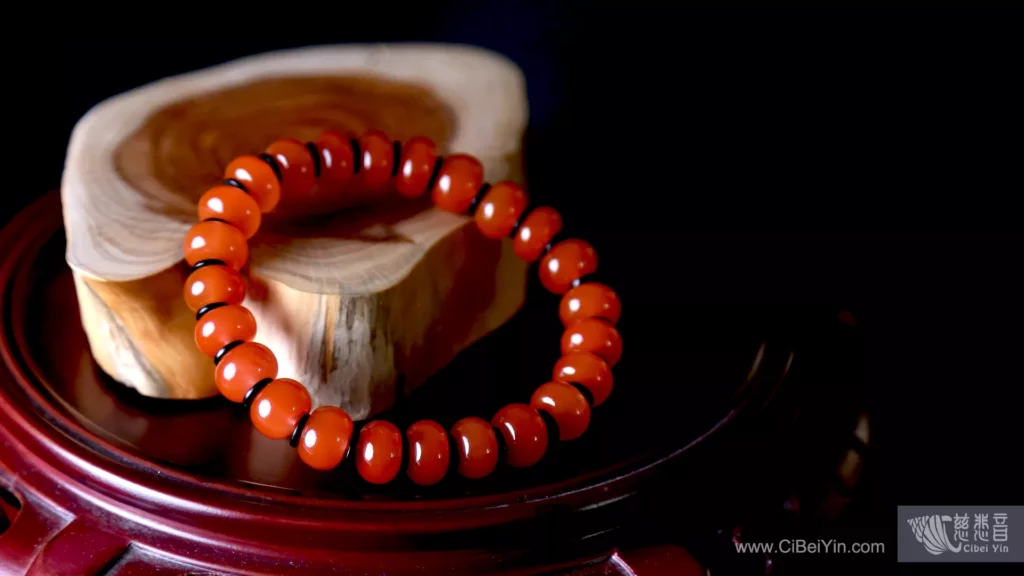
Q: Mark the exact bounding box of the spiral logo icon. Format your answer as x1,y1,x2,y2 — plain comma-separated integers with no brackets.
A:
907,515,962,555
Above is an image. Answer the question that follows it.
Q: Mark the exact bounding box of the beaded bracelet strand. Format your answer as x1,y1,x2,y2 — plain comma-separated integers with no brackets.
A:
182,130,622,485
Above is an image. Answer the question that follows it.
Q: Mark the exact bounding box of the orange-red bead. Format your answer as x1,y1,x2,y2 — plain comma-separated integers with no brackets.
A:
492,404,548,468
431,154,484,213
224,155,281,213
406,420,450,486
561,318,622,366
183,265,246,312
183,221,249,271
250,378,311,440
197,185,262,239
299,406,354,471
357,130,394,193
215,342,278,403
266,138,317,199
396,136,438,198
513,207,562,262
530,381,591,441
474,181,528,239
539,239,598,295
450,417,499,479
193,304,257,357
355,420,403,485
553,352,614,407
315,130,355,193
560,283,621,327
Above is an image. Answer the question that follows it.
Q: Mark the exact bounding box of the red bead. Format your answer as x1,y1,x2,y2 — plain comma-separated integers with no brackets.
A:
512,207,562,262
224,155,281,213
492,404,548,468
539,239,598,295
450,417,499,479
405,420,450,486
560,283,621,327
396,137,438,198
215,342,277,403
299,406,354,471
315,130,355,194
553,352,614,407
183,265,246,312
250,378,311,440
355,420,403,485
431,154,484,213
193,304,257,357
530,381,591,441
197,185,262,239
357,130,394,193
266,138,317,199
474,181,528,239
561,318,622,366
183,221,249,271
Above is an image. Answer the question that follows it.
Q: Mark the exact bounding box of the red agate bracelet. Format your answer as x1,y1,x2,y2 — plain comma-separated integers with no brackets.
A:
181,130,623,486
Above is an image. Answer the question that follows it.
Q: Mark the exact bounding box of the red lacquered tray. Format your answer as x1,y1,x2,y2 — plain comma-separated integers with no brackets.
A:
0,194,861,574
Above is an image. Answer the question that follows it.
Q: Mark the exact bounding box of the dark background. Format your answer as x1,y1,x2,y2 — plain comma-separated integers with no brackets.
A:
6,5,1021,574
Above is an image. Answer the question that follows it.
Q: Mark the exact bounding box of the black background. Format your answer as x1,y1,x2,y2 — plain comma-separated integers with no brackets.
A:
6,5,1022,574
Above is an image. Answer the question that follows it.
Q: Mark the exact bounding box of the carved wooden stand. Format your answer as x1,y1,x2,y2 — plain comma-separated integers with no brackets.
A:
0,194,865,574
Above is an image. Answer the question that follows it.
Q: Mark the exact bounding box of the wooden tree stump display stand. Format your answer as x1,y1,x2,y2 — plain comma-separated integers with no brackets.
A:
61,45,529,418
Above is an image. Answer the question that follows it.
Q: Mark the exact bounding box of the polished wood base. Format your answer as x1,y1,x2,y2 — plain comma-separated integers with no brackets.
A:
0,193,863,574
